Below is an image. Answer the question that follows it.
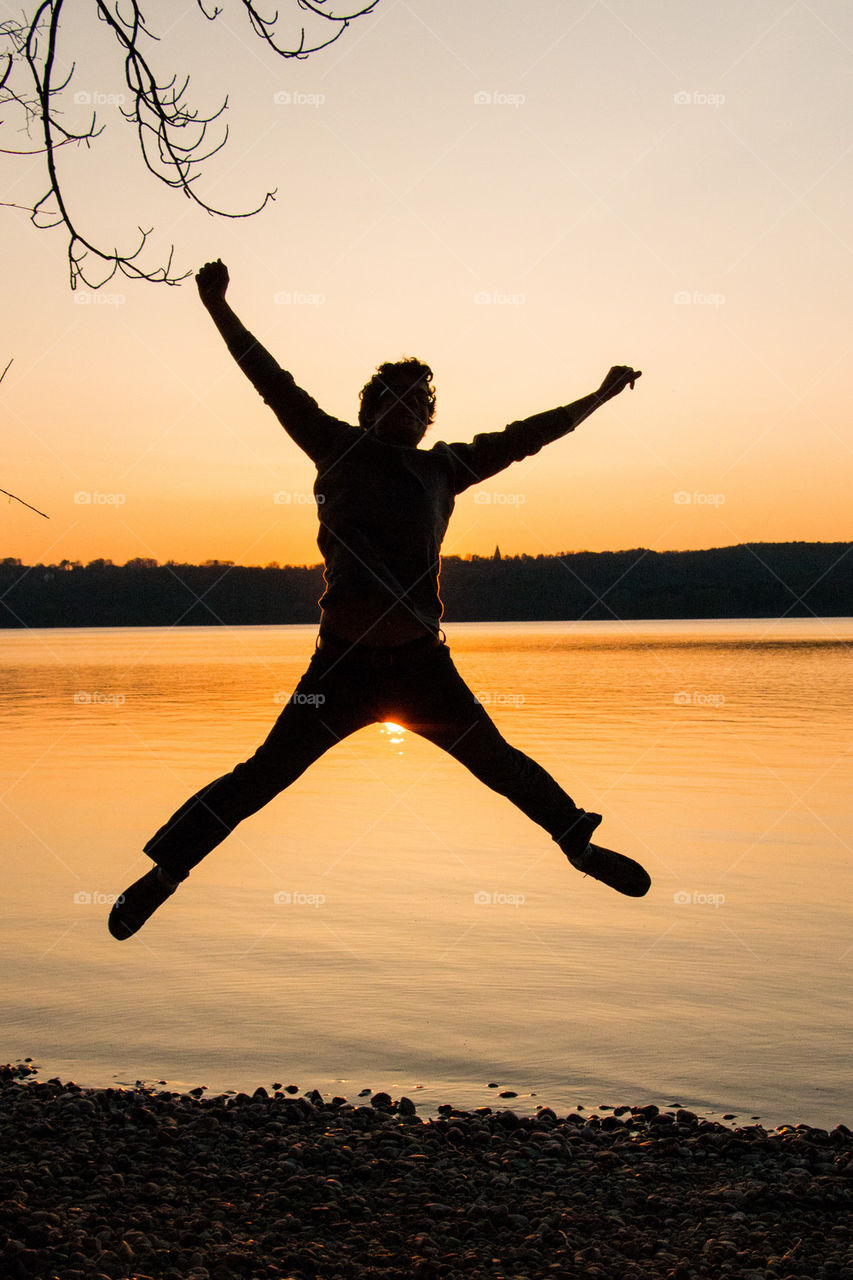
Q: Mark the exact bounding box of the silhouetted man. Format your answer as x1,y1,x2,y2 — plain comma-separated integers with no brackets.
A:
109,259,649,939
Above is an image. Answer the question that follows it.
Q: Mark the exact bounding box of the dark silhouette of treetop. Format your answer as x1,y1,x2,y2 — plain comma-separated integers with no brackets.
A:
0,0,379,287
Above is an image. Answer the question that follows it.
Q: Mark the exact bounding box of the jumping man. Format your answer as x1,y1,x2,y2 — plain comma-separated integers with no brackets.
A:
109,259,650,940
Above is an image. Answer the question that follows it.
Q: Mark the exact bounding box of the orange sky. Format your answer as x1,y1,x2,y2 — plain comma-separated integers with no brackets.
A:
2,0,851,568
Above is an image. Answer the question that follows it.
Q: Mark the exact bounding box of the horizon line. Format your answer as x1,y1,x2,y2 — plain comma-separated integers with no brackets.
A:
2,538,851,571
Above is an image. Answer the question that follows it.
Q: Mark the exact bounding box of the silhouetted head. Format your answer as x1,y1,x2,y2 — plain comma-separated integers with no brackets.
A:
359,357,436,447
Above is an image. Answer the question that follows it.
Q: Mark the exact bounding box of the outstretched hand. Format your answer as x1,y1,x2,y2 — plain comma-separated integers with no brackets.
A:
196,259,229,307
597,365,642,402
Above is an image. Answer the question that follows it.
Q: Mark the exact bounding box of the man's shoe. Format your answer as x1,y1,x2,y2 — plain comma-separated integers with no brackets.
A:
108,866,181,940
558,810,603,862
570,842,651,898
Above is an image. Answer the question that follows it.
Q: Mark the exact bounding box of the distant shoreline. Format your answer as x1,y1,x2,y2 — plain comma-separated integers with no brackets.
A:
2,541,852,628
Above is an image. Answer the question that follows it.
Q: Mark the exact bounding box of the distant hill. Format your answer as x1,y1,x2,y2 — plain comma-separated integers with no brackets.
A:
0,543,851,628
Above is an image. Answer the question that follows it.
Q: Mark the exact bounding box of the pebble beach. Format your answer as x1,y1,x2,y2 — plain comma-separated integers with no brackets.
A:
2,1063,851,1280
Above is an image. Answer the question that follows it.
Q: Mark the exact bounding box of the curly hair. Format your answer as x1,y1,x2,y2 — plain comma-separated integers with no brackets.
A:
358,357,436,431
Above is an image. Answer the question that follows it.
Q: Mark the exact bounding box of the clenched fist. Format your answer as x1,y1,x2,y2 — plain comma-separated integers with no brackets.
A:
196,259,230,307
596,366,642,402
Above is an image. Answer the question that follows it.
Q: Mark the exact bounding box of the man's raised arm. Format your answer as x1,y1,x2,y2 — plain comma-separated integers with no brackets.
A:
196,259,282,398
444,365,642,493
195,260,354,463
559,365,641,431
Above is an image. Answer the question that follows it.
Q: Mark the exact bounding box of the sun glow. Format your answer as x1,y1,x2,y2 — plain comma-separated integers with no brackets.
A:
381,721,406,750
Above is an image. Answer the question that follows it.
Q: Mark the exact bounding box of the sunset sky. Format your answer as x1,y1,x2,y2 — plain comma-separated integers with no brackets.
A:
2,0,851,569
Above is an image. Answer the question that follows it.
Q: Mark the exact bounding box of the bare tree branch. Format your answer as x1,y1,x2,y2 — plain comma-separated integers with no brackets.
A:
0,361,50,518
241,0,379,58
1,487,50,518
1,0,380,288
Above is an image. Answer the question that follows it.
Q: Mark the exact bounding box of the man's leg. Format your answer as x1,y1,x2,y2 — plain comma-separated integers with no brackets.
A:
382,644,650,897
109,650,374,937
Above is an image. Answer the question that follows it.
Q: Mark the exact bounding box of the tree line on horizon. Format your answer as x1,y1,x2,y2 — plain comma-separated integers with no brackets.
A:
0,542,851,628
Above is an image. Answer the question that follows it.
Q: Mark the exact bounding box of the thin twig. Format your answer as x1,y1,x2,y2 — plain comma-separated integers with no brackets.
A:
1,489,50,518
0,361,49,516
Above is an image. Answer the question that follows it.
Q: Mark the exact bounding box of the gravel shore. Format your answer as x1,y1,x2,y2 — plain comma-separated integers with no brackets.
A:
2,1063,850,1280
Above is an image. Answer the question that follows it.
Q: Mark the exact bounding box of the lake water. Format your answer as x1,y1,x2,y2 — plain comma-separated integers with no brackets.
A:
1,619,850,1127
